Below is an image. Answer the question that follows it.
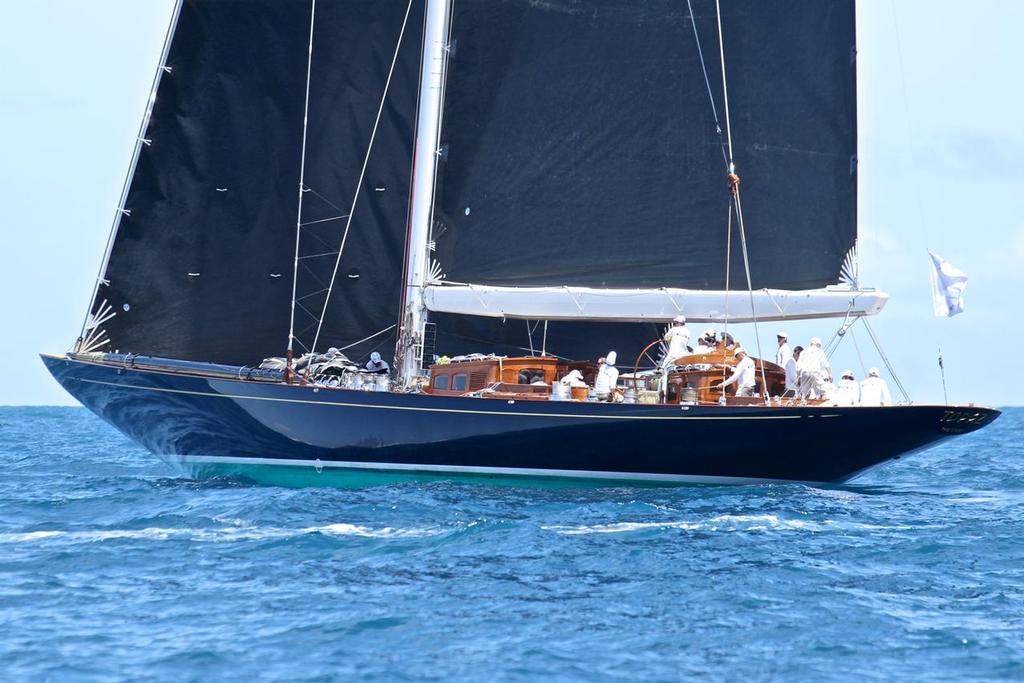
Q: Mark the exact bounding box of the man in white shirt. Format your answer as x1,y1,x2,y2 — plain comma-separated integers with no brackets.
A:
693,328,718,354
717,347,757,397
833,370,860,406
595,351,620,401
662,315,691,368
784,345,802,395
776,331,792,368
860,367,893,406
796,337,831,398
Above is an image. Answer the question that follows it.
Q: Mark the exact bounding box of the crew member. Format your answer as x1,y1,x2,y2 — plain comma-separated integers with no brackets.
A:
559,369,587,387
785,346,802,395
662,315,691,368
833,370,860,406
776,331,792,368
860,367,893,406
365,351,390,374
796,337,831,398
694,328,718,354
717,347,757,397
595,351,620,401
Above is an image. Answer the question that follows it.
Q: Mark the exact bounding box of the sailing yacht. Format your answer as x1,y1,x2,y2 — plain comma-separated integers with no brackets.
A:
43,0,998,487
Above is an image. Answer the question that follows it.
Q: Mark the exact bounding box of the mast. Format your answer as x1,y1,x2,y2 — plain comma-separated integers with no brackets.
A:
397,0,451,385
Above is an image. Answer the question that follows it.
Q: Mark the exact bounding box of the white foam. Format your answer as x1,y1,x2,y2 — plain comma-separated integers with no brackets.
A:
545,514,826,535
543,521,701,535
0,523,444,544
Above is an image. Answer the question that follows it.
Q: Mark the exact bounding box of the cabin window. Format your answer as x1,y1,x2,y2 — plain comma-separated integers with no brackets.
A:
451,373,468,392
433,374,449,391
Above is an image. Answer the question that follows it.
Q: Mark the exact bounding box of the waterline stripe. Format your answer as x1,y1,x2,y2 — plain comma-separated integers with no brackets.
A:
178,454,816,486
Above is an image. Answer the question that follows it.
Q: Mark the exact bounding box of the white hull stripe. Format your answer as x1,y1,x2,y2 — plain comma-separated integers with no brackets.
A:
71,376,837,422
175,454,817,486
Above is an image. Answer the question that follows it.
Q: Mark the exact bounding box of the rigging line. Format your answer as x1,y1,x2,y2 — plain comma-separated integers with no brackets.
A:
861,318,912,404
849,322,867,377
713,1,766,402
310,0,416,357
889,0,930,247
734,189,770,403
303,185,349,216
683,0,728,166
714,0,735,169
300,214,349,227
298,250,341,261
339,324,398,352
721,201,732,392
287,0,317,365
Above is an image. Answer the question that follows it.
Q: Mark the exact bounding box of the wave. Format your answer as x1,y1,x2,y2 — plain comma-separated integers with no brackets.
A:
0,523,445,545
542,514,926,535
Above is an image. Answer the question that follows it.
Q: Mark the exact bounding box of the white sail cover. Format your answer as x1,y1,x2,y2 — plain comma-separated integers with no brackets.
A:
424,284,887,323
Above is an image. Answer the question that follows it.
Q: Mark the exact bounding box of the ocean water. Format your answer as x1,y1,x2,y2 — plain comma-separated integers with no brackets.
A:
0,407,1021,682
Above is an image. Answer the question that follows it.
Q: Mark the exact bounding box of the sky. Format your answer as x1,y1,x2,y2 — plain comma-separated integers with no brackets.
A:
1,0,1022,406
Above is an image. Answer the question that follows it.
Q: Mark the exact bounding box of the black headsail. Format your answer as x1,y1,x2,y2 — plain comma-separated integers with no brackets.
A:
428,0,857,360
85,0,423,366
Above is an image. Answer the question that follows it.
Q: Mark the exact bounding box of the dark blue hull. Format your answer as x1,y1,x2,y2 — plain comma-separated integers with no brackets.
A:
42,353,1000,486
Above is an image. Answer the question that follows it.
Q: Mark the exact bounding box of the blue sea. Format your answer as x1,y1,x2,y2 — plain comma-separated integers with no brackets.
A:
0,407,1022,681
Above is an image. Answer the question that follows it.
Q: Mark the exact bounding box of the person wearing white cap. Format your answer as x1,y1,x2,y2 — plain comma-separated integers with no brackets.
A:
796,337,831,398
365,351,390,374
716,347,757,397
833,369,860,406
775,331,792,369
595,351,620,401
694,328,718,354
559,369,587,387
662,315,692,368
859,367,892,406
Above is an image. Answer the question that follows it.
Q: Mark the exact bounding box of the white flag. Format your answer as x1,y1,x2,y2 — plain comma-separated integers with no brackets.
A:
928,250,968,317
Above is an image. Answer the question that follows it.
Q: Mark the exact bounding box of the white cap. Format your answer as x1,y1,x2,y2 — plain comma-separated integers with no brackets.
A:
370,351,382,362
606,351,617,365
777,331,788,339
810,336,822,346
842,369,854,379
733,347,745,356
673,315,686,324
868,367,880,377
566,369,583,380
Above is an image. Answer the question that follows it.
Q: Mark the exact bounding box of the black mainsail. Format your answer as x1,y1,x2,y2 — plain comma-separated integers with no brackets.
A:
428,0,857,360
